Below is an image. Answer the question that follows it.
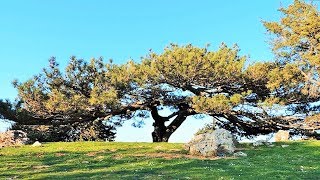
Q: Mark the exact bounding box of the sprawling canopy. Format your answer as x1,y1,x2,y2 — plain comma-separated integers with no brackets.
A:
14,42,320,142
15,41,320,142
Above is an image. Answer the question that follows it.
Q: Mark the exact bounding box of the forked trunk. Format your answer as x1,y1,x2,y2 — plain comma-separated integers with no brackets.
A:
150,104,189,142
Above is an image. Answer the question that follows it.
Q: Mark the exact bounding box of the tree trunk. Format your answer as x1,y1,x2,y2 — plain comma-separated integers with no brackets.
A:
150,104,189,142
150,105,169,142
152,119,169,142
163,110,188,141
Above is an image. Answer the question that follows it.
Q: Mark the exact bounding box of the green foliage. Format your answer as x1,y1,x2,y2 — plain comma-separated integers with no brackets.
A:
0,99,33,124
12,120,116,142
264,0,320,99
12,57,124,141
264,0,320,64
192,94,242,114
89,87,118,108
0,141,319,179
0,99,17,120
245,62,274,83
267,63,303,92
143,43,246,87
14,57,128,122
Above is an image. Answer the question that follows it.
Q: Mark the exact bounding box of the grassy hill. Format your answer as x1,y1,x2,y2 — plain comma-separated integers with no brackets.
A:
0,141,319,179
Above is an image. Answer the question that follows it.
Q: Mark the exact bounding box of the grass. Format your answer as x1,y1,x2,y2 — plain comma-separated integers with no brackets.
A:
0,141,319,179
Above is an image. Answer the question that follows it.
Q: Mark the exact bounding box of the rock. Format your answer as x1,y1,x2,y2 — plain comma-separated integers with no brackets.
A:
281,145,289,148
234,151,247,157
275,130,290,142
253,140,264,146
253,140,273,147
0,130,29,148
32,141,42,147
185,129,235,157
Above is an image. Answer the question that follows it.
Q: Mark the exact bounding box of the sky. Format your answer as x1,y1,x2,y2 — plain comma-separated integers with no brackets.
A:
0,0,297,142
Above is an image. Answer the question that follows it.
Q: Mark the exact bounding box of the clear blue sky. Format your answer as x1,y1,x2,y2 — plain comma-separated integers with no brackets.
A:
0,0,297,141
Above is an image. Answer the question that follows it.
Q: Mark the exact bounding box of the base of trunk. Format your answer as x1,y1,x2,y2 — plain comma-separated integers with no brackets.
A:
152,131,170,142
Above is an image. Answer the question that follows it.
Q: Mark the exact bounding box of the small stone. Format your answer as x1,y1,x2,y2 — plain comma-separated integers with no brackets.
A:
32,141,42,147
234,151,247,157
281,145,289,148
253,140,264,146
82,161,89,164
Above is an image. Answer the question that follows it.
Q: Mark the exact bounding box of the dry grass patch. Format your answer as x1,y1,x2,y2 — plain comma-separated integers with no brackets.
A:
36,153,44,158
86,150,106,157
32,165,50,169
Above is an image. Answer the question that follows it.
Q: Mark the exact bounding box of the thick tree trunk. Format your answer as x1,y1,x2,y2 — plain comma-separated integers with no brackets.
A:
150,105,169,142
150,104,189,142
152,119,169,142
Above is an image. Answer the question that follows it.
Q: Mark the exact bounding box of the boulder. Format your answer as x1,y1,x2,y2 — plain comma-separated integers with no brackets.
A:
275,130,290,142
0,130,29,148
185,129,236,157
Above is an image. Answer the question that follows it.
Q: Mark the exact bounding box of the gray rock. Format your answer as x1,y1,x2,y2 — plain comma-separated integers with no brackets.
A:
234,151,247,157
253,140,264,146
185,129,236,157
0,130,29,148
275,130,290,142
253,140,272,146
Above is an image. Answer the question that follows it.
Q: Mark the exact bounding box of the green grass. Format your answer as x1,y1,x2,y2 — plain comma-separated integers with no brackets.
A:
0,141,319,179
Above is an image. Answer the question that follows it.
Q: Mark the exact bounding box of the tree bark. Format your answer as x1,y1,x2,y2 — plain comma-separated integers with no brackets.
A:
152,120,168,142
162,110,188,141
150,104,189,142
150,105,168,142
